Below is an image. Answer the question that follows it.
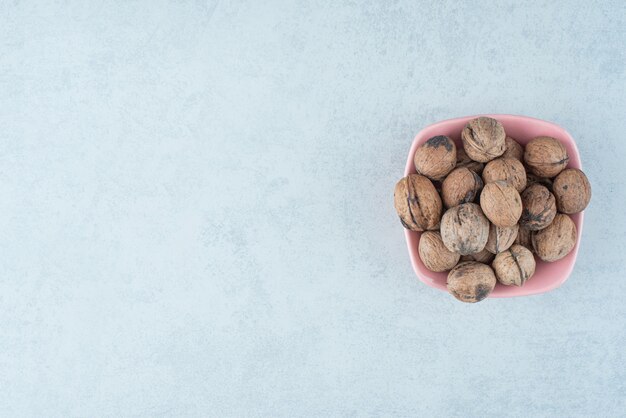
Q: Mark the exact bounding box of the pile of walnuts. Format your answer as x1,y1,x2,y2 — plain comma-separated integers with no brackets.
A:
394,117,591,303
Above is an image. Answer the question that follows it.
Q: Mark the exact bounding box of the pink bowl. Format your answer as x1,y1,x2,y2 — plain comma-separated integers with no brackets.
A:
404,114,583,298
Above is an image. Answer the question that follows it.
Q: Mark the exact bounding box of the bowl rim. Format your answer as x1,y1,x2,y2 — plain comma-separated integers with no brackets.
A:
403,114,584,298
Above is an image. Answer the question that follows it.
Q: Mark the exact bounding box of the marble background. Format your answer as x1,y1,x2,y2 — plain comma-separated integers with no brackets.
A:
1,1,625,416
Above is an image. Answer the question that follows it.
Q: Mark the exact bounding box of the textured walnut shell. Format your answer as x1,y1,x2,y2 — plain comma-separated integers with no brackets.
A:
502,136,524,161
480,182,522,227
526,173,553,191
440,203,489,255
394,175,442,231
492,244,536,286
455,147,484,174
447,262,496,303
520,184,557,231
553,169,591,214
482,157,527,192
460,248,495,264
524,136,569,177
514,227,535,253
418,231,461,272
461,117,506,163
413,135,457,181
441,167,483,208
485,223,518,254
532,214,577,262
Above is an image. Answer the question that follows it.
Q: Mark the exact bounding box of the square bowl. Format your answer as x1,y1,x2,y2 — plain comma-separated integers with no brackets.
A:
404,114,583,298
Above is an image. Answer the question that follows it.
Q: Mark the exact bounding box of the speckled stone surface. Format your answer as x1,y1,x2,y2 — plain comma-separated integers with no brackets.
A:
1,1,625,416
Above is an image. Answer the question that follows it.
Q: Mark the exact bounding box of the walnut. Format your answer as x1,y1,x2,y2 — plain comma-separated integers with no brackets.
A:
526,173,553,191
482,157,527,192
440,203,490,255
394,174,442,231
413,135,457,180
502,136,524,161
532,214,577,262
461,117,506,162
479,181,522,227
447,262,496,303
485,223,518,254
460,248,495,264
553,168,591,214
520,184,556,231
455,147,484,174
418,231,461,272
514,227,534,252
492,244,536,286
441,167,483,208
524,136,569,177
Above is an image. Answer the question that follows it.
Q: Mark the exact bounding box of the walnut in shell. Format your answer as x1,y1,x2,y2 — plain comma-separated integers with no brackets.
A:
485,223,518,254
460,248,495,264
413,135,457,181
455,147,484,174
441,167,483,208
440,203,489,255
394,174,442,231
482,157,527,192
524,136,569,177
553,168,591,214
461,117,506,163
447,262,496,303
418,231,460,272
532,214,577,262
514,227,534,252
520,184,556,231
492,244,536,286
526,173,553,191
502,136,524,161
479,181,522,227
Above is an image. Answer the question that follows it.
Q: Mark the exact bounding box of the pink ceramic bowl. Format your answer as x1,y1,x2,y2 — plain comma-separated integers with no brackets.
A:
404,114,583,298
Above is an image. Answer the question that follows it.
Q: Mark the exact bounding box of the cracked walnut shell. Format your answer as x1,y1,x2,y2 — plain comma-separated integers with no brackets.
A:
461,117,506,163
492,244,536,286
418,231,460,272
447,262,496,303
524,136,569,178
440,203,490,255
413,135,457,181
394,174,442,231
441,167,483,208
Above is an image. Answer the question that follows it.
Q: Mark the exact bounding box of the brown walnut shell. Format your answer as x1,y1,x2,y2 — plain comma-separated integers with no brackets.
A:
413,135,457,181
532,214,577,262
461,117,506,163
526,173,553,191
502,136,524,161
455,147,484,174
520,184,557,231
485,223,518,254
524,136,569,177
553,168,591,214
441,167,483,208
440,203,490,255
480,181,522,227
418,231,461,272
460,248,495,264
394,175,442,231
492,244,536,286
514,227,535,253
447,262,496,303
482,157,527,192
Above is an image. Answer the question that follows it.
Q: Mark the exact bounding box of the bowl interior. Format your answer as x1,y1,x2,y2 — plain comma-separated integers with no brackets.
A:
404,114,583,298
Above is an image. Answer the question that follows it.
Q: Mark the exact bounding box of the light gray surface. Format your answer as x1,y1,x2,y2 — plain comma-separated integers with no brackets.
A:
1,1,625,416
